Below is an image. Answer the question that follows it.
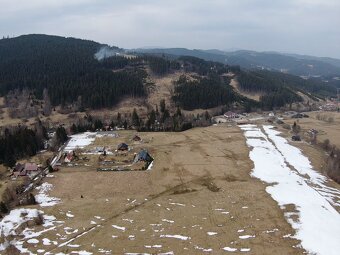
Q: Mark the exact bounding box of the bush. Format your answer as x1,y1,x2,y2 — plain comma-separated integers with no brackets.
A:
321,139,330,151
282,123,291,130
0,201,9,214
4,244,20,255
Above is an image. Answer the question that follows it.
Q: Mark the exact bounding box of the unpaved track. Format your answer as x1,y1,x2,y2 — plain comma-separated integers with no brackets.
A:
27,125,304,254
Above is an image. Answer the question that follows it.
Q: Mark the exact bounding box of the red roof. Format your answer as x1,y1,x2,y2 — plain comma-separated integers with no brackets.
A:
24,163,39,171
224,111,238,118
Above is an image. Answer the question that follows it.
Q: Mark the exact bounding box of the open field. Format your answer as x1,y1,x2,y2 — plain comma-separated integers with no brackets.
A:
283,111,340,148
2,125,307,254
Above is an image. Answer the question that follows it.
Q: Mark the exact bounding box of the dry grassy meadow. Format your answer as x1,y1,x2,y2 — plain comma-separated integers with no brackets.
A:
16,124,307,255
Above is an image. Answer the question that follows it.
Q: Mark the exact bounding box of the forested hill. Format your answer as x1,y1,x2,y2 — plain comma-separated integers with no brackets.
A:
0,34,144,109
134,48,340,77
0,34,337,112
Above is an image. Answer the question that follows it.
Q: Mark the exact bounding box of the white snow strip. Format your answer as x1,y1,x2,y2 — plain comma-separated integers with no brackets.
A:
240,248,251,252
64,132,97,152
0,208,41,237
223,247,237,252
59,227,98,247
194,245,213,252
70,251,93,255
112,225,126,231
169,202,186,207
27,238,39,244
239,235,255,239
162,219,174,223
160,234,191,240
207,232,217,236
66,212,74,218
35,182,61,207
241,124,340,255
68,244,81,248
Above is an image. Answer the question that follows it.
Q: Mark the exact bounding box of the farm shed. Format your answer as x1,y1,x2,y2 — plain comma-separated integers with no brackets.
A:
13,163,40,177
117,143,129,151
132,135,141,141
134,149,153,163
224,111,239,119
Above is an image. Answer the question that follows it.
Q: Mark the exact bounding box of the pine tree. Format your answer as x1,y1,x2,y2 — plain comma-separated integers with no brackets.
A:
132,108,140,127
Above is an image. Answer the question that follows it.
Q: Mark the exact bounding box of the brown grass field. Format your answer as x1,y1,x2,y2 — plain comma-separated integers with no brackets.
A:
17,124,307,255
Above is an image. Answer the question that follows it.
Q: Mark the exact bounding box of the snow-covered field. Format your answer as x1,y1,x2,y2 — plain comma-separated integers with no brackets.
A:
35,182,61,207
240,124,340,255
0,208,61,253
64,132,119,152
64,132,97,152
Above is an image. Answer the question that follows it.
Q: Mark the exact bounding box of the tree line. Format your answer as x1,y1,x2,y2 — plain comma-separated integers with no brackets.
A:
172,74,237,110
0,123,68,167
0,35,146,109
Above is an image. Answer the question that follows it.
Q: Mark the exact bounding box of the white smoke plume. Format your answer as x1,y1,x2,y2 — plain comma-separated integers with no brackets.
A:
94,46,120,61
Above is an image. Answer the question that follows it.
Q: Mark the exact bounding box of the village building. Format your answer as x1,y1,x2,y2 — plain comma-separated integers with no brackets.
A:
13,163,24,173
224,111,239,120
13,163,40,177
134,150,153,163
117,143,129,151
212,116,227,123
132,135,141,141
94,146,105,153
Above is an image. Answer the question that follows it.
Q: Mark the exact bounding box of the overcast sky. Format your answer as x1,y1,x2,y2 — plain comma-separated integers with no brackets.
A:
1,0,339,58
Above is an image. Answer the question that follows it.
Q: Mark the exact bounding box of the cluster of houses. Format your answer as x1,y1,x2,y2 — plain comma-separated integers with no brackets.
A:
12,162,41,178
61,133,152,171
319,102,339,111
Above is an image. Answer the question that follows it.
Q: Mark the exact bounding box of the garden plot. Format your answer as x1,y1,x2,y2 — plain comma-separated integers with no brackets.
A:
62,131,153,171
241,124,340,255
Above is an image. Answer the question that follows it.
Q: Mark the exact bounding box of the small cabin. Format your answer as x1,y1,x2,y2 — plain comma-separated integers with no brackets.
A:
13,163,40,177
117,143,129,151
134,150,153,163
292,135,301,141
132,135,141,142
224,111,239,119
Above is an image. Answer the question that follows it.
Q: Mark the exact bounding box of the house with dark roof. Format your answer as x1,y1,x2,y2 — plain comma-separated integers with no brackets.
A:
14,163,24,173
132,135,141,141
134,149,153,163
117,143,129,151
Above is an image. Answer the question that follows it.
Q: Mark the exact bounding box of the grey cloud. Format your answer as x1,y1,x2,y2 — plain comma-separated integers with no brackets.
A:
0,0,339,58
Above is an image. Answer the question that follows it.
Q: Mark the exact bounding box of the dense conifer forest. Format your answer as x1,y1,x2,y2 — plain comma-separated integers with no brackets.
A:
0,35,145,109
0,34,337,112
173,74,237,110
237,70,337,97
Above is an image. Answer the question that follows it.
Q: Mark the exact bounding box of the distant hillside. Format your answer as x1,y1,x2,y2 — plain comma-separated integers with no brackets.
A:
134,48,340,77
0,34,144,109
0,34,337,113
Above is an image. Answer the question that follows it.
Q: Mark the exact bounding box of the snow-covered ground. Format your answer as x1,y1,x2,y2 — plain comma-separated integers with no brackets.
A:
64,132,119,152
64,132,97,152
240,124,340,255
0,208,60,253
35,182,61,207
